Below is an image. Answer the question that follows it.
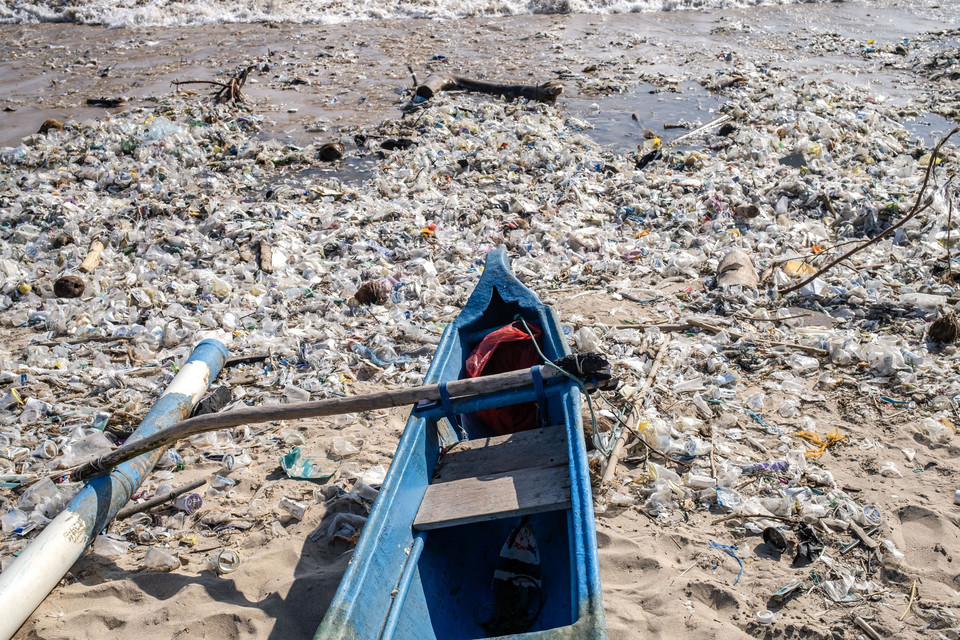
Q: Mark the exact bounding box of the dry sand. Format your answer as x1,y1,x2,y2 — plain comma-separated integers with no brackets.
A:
2,1,960,639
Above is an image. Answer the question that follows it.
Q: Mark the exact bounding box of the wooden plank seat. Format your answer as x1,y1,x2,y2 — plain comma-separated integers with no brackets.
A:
413,426,571,531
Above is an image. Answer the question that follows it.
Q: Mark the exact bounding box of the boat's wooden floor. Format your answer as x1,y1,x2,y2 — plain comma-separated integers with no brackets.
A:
413,425,571,531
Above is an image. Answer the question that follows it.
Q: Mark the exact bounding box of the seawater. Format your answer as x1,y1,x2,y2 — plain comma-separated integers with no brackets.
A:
0,0,831,28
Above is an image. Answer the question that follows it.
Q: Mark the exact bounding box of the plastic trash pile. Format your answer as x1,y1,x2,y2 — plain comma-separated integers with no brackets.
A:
0,54,956,635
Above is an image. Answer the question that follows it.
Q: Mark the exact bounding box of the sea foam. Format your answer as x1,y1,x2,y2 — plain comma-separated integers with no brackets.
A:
0,0,830,28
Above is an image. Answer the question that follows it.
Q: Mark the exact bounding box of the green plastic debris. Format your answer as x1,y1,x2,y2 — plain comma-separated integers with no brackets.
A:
770,580,805,602
280,447,338,481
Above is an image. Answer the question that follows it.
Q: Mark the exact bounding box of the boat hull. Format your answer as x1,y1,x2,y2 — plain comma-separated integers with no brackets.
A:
314,249,605,639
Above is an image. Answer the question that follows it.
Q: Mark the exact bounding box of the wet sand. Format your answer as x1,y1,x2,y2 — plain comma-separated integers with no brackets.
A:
1,0,956,150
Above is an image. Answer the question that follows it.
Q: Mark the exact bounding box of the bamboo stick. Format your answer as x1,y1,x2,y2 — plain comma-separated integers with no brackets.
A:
609,319,827,356
601,339,671,484
115,478,207,520
78,240,104,273
685,318,828,357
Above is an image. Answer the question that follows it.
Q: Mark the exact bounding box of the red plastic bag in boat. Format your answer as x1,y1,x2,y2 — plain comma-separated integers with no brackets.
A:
465,321,543,435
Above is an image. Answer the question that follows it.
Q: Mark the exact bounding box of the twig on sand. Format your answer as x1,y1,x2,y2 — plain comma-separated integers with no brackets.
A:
685,318,828,357
625,438,693,469
713,513,800,525
671,562,698,582
899,579,918,621
611,318,827,356
780,126,959,295
636,506,662,527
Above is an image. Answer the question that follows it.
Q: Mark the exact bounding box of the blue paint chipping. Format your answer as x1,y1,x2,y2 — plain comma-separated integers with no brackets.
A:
313,250,605,639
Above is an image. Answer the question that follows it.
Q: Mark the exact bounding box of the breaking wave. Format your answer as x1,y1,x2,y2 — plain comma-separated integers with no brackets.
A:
0,0,833,28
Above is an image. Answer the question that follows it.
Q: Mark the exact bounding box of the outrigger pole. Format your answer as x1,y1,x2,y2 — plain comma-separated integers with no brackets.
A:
0,339,229,640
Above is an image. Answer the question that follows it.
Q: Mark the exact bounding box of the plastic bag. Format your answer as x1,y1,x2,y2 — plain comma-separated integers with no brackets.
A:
280,447,338,481
94,534,131,557
308,512,368,544
57,430,114,467
143,547,180,571
465,321,543,435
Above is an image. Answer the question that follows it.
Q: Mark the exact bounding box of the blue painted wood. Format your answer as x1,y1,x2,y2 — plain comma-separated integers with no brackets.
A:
313,249,605,640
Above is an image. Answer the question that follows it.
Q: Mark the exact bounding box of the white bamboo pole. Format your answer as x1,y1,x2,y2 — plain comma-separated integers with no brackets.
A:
0,339,228,640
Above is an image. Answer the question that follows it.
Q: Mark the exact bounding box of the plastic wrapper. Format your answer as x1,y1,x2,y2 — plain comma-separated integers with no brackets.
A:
309,512,368,544
57,431,115,468
94,534,131,557
143,547,180,571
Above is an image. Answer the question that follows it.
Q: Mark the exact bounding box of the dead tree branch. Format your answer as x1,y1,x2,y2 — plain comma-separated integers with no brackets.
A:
173,65,255,105
780,126,959,295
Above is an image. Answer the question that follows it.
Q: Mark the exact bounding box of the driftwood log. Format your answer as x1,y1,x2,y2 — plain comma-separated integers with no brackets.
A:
416,75,563,103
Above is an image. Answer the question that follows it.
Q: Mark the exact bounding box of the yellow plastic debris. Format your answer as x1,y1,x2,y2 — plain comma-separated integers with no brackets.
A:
782,260,818,278
794,427,845,458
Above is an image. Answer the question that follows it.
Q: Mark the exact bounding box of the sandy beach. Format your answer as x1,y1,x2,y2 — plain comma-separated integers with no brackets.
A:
1,1,960,639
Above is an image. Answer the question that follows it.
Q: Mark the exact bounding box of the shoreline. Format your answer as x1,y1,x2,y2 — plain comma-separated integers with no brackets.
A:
1,1,956,150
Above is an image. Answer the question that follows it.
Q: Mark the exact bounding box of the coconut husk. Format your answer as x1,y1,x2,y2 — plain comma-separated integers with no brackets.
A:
928,312,960,344
355,280,389,305
53,276,85,298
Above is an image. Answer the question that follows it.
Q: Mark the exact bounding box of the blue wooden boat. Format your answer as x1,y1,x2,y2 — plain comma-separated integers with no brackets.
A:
314,248,606,640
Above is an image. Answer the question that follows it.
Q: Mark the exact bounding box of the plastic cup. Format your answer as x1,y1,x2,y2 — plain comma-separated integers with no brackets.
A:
214,549,240,574
174,493,203,514
862,505,882,527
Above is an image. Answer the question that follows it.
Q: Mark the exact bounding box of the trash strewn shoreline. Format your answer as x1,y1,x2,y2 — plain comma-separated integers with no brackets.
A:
1,3,960,639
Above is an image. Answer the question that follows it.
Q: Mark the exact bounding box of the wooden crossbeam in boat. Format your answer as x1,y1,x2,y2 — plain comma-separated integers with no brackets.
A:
433,426,567,482
413,426,571,531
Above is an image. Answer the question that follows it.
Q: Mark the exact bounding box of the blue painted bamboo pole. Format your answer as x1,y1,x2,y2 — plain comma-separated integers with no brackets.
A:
0,338,229,640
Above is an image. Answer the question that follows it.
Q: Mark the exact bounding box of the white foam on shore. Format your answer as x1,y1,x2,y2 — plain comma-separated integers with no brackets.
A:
0,0,831,28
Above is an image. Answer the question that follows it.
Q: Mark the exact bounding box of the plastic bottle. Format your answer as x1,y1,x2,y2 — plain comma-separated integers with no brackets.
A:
684,473,716,489
683,437,711,457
